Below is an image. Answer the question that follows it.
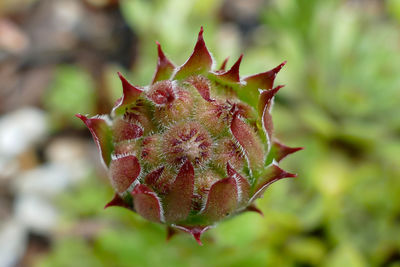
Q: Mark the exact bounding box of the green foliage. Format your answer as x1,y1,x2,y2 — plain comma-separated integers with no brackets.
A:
44,65,96,130
387,0,400,22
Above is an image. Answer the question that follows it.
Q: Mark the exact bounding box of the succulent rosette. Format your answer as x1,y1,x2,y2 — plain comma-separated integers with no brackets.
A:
77,27,302,245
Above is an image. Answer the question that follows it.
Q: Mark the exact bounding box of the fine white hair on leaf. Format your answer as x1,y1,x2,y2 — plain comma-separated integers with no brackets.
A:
111,151,136,160
152,192,165,223
92,114,112,125
248,161,279,203
261,99,275,156
125,178,141,197
209,51,217,70
171,224,215,233
227,162,242,203
142,85,150,92
233,173,242,203
171,80,179,93
199,179,214,214
170,66,179,80
237,79,246,86
199,194,208,214
229,123,253,178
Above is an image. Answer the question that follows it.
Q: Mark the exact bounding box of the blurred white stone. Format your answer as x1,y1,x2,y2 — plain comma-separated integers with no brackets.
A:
54,0,82,32
45,137,91,182
13,164,73,197
13,137,92,195
0,220,26,267
0,107,47,158
0,19,29,54
14,194,58,233
46,138,87,163
0,157,19,181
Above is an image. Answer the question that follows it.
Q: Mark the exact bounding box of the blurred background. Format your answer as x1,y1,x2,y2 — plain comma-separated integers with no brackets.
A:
1,0,399,266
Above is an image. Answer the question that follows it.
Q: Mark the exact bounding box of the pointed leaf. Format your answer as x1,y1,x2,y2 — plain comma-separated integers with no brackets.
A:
172,225,213,246
244,204,264,216
173,27,213,80
131,184,164,223
231,112,265,169
163,160,194,223
258,85,284,116
244,61,286,90
202,177,238,222
271,140,304,163
144,166,165,187
186,75,213,102
112,72,143,113
250,163,297,202
218,57,229,71
166,226,177,242
76,114,113,167
147,80,176,105
241,61,286,106
113,119,143,142
262,102,274,153
227,163,250,206
104,193,131,210
152,41,175,84
258,85,285,154
214,54,243,83
109,155,141,193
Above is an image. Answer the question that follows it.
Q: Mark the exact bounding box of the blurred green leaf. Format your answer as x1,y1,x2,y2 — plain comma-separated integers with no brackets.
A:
44,65,95,129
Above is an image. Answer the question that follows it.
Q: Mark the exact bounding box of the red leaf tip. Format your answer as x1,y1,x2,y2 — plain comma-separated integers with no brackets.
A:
269,161,298,178
166,227,177,242
117,72,142,93
236,54,244,64
258,84,286,116
193,232,203,245
273,162,298,178
152,41,175,84
199,26,204,37
216,54,243,82
196,26,206,48
219,57,229,71
104,194,131,210
188,226,208,245
245,204,264,217
173,26,212,79
196,26,205,46
172,225,212,246
75,113,87,121
156,41,166,61
114,72,143,111
274,61,287,73
273,141,304,162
